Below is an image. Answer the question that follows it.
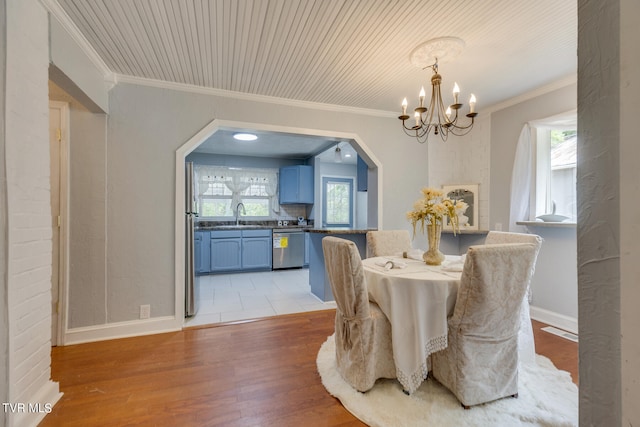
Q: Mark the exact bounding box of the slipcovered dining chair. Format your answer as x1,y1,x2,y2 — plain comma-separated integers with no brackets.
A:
484,231,543,364
322,236,396,392
366,230,412,258
431,243,537,408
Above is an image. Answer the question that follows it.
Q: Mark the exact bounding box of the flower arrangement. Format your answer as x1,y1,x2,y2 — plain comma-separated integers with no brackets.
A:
406,187,469,235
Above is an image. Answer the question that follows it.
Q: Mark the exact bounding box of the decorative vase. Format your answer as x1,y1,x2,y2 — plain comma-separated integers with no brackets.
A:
423,222,445,265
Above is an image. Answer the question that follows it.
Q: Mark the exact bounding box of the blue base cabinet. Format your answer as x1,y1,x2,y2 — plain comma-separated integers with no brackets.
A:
205,229,272,273
279,165,314,204
210,230,242,272
241,229,272,270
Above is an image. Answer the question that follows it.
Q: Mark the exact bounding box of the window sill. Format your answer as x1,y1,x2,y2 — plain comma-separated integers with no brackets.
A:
516,221,576,228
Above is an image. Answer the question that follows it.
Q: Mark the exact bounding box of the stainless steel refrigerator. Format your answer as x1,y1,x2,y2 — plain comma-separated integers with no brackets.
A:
185,162,199,317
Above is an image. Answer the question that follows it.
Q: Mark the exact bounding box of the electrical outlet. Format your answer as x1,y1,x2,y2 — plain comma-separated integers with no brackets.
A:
139,304,151,319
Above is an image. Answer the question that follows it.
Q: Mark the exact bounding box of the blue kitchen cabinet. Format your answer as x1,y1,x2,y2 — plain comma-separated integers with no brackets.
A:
210,230,242,271
279,165,314,204
194,230,210,274
241,229,272,270
357,155,368,192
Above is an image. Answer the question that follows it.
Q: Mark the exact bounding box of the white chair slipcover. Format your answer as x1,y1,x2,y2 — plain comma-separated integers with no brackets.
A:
431,243,537,407
366,230,412,258
322,236,396,392
484,231,543,365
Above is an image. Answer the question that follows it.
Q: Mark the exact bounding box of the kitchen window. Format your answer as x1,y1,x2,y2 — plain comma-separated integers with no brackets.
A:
195,165,278,219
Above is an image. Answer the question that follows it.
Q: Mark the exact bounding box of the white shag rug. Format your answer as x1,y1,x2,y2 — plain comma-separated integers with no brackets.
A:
317,335,578,427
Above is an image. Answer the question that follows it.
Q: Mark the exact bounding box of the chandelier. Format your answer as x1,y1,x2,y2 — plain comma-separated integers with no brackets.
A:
398,37,478,143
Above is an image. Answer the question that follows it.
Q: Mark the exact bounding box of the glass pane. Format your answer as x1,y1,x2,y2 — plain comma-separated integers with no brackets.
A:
244,182,269,196
326,181,350,224
201,199,232,217
549,130,577,220
240,198,270,217
203,181,232,196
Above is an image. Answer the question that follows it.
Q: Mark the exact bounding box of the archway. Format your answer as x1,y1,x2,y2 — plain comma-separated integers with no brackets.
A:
173,119,383,323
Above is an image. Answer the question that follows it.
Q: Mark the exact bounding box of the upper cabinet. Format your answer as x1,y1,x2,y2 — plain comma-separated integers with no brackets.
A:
279,165,314,204
357,156,368,192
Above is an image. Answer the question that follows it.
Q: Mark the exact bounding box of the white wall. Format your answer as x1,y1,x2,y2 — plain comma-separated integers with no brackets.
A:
428,114,491,231
1,0,8,421
578,0,640,424
49,15,110,113
488,84,578,330
620,0,640,422
314,161,358,228
490,84,577,231
4,1,62,425
59,81,429,335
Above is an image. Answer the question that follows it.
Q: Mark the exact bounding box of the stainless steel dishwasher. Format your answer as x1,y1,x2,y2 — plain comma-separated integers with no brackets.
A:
272,229,305,269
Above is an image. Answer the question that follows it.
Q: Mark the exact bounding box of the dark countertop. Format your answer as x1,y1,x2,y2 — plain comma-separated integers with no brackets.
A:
306,228,377,234
196,224,311,231
195,220,313,231
196,223,376,234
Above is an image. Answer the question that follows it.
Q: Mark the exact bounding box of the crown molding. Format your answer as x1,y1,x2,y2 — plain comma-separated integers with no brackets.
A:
483,73,577,114
40,0,114,80
114,74,397,118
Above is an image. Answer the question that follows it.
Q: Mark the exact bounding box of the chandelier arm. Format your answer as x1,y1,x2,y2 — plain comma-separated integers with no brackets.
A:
401,125,428,143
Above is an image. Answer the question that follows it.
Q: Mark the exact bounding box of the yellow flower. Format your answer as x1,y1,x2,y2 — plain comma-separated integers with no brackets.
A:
407,187,469,235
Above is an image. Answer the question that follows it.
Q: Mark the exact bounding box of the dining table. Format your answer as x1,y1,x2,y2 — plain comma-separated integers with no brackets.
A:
362,254,463,394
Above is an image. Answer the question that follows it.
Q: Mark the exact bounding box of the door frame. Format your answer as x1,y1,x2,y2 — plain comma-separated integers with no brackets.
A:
174,119,383,324
49,101,70,346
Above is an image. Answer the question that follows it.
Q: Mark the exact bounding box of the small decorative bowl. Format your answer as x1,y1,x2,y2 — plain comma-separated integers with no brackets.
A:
536,214,570,222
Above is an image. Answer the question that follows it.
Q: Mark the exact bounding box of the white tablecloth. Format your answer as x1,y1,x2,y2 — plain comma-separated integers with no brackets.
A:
362,256,461,393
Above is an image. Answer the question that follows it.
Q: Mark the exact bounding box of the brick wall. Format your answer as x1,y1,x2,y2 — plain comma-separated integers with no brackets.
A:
5,0,61,425
428,116,491,230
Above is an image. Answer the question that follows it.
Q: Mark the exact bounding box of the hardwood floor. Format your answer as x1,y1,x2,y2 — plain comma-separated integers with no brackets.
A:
41,311,577,426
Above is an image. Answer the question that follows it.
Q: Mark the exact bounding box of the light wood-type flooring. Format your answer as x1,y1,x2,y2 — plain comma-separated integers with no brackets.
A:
40,311,577,426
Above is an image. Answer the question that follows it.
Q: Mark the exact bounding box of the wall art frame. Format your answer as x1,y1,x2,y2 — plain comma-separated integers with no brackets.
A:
442,183,479,231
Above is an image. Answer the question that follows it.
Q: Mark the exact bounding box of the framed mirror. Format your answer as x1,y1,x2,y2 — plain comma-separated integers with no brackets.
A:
442,184,479,231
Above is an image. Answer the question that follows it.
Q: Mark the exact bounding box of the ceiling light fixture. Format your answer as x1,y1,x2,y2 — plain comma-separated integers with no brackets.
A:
398,37,477,143
334,143,342,163
233,133,258,141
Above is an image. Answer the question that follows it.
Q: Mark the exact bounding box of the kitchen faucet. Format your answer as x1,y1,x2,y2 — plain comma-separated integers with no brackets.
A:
235,202,246,225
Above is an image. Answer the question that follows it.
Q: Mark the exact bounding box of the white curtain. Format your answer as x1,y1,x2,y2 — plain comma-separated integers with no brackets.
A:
264,176,280,214
194,165,280,214
509,124,533,232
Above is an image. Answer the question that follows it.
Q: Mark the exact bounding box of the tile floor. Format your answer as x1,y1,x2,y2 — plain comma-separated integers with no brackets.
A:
184,267,336,327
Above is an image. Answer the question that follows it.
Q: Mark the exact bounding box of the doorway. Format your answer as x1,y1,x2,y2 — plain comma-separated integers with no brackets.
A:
174,119,382,324
49,101,69,346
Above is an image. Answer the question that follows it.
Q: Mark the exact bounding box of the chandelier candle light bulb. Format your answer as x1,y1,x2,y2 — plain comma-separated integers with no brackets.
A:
469,94,476,113
453,82,460,104
402,98,408,115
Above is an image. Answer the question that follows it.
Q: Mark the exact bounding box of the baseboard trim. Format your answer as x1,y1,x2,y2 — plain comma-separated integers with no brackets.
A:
10,380,62,427
530,306,578,334
63,316,182,345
